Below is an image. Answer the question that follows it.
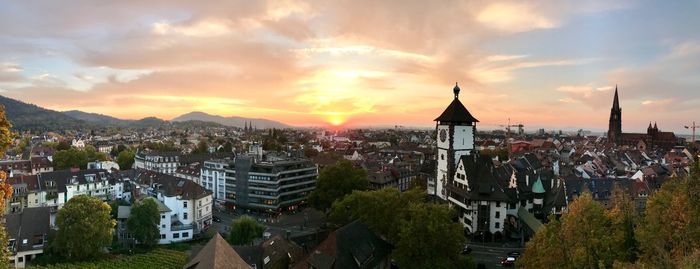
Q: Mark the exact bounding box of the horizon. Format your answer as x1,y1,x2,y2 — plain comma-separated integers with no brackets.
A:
1,1,699,133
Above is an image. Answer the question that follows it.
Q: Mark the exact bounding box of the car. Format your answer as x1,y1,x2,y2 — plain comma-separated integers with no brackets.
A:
461,245,473,255
212,216,222,223
500,256,516,267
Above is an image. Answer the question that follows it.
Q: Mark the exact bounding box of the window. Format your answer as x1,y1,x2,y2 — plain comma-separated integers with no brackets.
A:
496,202,501,207
199,200,202,207
495,222,500,229
495,211,500,218
183,201,188,208
161,234,166,239
18,257,23,262
161,215,165,219
173,233,180,239
162,224,166,228
182,232,189,238
183,213,188,220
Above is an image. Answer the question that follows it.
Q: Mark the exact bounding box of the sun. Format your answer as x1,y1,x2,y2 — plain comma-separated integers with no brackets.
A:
326,114,347,127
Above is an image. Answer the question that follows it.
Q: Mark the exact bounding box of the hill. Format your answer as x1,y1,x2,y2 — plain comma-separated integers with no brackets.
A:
63,110,128,126
172,111,290,129
0,95,95,131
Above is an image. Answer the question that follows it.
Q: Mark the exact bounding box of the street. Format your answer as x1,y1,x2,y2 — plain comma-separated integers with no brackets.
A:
209,207,326,239
468,243,524,269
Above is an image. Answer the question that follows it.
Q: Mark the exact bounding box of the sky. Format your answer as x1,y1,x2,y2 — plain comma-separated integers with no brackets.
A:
0,1,699,133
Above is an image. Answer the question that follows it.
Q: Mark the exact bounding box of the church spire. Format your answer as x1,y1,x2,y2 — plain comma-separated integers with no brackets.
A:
453,82,460,99
612,85,620,111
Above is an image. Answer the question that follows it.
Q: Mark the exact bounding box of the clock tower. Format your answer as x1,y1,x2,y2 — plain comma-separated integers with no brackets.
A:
434,83,479,200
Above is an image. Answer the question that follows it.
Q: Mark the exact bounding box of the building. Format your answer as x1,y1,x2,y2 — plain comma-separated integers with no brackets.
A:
607,87,677,150
134,150,180,174
6,207,51,268
434,84,567,238
0,157,53,176
201,149,318,212
298,221,392,269
184,233,251,269
134,170,213,235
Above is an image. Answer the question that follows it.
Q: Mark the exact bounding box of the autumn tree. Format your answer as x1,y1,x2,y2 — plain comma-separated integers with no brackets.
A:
308,160,369,211
228,215,265,245
55,195,116,261
0,105,15,268
520,193,629,268
127,198,160,248
636,175,700,268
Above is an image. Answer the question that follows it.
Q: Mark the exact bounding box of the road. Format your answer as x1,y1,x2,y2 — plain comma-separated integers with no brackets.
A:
210,207,326,239
468,243,523,269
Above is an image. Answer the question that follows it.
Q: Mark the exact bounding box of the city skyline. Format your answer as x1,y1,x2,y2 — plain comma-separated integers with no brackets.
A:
1,1,699,132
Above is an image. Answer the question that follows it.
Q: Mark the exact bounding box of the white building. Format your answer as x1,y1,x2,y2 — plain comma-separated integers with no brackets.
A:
134,151,180,174
433,84,566,237
135,170,213,235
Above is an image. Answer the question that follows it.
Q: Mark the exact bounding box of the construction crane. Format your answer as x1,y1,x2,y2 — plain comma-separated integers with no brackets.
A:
498,118,525,161
685,121,699,143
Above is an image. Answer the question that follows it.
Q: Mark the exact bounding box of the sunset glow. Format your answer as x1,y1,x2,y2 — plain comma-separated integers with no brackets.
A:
0,1,699,132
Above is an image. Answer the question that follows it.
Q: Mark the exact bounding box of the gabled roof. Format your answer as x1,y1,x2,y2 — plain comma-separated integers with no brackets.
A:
302,221,392,269
184,233,251,269
434,98,479,123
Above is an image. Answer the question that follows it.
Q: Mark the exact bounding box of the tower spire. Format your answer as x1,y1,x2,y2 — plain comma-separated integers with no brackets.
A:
612,85,620,111
453,82,460,99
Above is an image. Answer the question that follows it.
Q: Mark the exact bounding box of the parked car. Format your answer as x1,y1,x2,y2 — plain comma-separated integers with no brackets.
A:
501,256,516,267
212,216,221,222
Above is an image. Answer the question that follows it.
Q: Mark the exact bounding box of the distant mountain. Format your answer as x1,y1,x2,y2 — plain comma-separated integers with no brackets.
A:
0,95,96,131
63,110,129,126
172,111,291,129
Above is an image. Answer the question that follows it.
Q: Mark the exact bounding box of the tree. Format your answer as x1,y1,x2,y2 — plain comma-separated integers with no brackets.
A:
220,141,233,153
393,203,467,269
127,198,160,248
56,140,71,150
607,184,638,262
55,195,116,261
53,148,89,169
117,150,136,170
0,105,15,268
308,160,369,211
330,189,469,269
228,215,265,245
193,140,208,154
520,193,628,269
636,175,700,268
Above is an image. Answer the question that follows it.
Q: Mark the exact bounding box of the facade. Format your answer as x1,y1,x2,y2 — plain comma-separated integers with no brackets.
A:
434,84,567,237
0,157,53,176
6,207,51,268
607,87,677,150
201,150,318,212
134,170,213,235
134,150,180,174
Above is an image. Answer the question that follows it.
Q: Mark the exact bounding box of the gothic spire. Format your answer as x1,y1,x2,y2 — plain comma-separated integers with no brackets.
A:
612,85,620,111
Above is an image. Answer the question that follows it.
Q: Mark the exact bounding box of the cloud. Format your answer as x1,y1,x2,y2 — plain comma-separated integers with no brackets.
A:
476,3,555,33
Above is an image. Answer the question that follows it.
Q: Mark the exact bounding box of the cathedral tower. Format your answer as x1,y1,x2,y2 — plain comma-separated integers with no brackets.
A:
608,86,622,144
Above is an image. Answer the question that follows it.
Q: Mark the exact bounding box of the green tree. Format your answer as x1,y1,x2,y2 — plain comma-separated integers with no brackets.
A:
84,145,108,162
308,160,369,211
193,140,208,154
608,184,638,262
56,140,71,150
330,189,468,269
127,198,160,248
53,148,89,169
517,216,568,269
116,150,136,170
393,202,467,269
55,195,116,261
228,215,265,245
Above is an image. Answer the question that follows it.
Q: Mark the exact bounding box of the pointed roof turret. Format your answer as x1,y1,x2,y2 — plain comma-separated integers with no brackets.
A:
654,122,658,129
532,175,545,194
612,85,620,111
435,83,479,124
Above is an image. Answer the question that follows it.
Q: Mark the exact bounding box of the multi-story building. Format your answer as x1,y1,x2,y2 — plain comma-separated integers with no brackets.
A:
434,84,567,238
134,151,180,174
6,207,51,268
134,170,213,235
0,157,53,176
201,149,318,212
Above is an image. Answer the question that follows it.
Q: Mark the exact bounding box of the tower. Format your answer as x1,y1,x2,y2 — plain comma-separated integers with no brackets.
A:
608,86,622,144
434,83,479,200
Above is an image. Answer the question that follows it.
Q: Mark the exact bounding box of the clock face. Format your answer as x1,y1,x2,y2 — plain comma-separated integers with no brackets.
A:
439,129,447,142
